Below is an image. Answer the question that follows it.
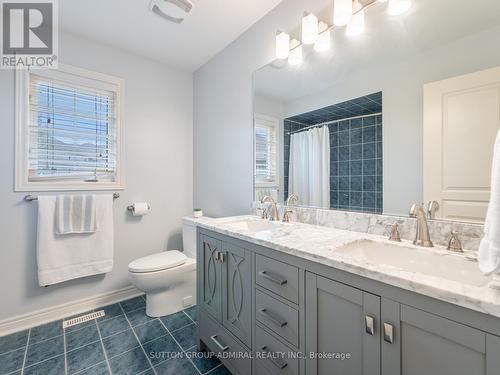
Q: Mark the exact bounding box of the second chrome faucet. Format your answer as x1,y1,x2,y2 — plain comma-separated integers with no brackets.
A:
260,194,299,222
409,203,433,247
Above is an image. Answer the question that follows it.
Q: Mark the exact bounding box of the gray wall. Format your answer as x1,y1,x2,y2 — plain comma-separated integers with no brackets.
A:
0,32,193,320
193,0,500,217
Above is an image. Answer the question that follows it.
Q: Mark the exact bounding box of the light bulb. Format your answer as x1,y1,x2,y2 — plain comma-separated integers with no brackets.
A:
333,0,352,26
387,0,411,15
275,31,290,59
288,44,303,65
302,12,319,45
314,22,331,52
346,0,365,36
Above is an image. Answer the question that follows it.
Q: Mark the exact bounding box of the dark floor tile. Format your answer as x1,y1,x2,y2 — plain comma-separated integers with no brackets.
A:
23,354,65,375
73,361,110,375
66,322,100,352
126,308,154,327
25,335,64,367
142,335,182,366
29,320,63,344
183,306,196,323
207,365,232,375
0,347,25,374
186,348,221,374
170,324,197,351
97,315,130,338
0,330,28,354
95,304,123,322
154,357,198,375
102,329,139,359
161,312,192,332
67,341,105,374
108,346,151,375
120,296,145,313
133,320,167,344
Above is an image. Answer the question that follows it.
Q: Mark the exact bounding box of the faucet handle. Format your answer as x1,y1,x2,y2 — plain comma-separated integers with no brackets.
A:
447,230,463,253
386,223,401,242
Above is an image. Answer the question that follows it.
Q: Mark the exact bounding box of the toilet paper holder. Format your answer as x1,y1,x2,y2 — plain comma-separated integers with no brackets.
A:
127,203,151,212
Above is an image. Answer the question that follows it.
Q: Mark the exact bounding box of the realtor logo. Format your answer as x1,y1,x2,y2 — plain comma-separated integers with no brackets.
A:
1,0,58,69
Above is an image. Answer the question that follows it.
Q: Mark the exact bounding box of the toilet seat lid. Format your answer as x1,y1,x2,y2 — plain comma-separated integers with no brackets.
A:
129,250,187,273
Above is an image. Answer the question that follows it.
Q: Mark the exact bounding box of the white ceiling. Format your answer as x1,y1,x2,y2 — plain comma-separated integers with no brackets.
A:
59,0,283,72
254,0,500,103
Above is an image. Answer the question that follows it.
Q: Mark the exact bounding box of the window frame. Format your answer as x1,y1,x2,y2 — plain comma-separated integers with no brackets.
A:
254,113,280,189
15,64,124,191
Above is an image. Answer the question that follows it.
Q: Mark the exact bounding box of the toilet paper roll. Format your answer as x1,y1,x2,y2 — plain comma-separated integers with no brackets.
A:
132,202,150,216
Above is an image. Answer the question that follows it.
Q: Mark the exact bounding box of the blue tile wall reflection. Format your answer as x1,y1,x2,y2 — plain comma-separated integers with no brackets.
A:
284,92,383,214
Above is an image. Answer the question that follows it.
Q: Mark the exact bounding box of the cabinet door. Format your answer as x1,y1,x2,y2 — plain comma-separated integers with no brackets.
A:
198,234,222,321
221,242,252,347
381,299,499,375
305,272,380,375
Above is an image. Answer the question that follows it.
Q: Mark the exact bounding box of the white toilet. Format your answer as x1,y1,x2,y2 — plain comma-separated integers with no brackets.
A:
128,218,197,317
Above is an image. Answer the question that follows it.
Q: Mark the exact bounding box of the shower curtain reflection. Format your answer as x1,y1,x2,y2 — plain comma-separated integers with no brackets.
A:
289,126,330,208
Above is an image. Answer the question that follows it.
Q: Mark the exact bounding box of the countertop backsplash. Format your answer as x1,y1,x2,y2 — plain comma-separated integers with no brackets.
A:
253,203,484,251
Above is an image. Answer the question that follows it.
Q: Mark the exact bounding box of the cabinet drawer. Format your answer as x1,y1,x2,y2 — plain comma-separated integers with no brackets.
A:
256,289,299,347
199,310,251,375
256,254,299,304
256,325,298,375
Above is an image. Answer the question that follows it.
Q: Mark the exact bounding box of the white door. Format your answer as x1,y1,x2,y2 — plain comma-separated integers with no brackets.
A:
424,66,500,223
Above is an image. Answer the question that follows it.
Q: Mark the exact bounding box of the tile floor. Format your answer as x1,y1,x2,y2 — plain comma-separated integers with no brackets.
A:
0,296,230,375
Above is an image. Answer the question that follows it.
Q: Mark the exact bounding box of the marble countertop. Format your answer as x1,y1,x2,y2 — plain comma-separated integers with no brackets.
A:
186,215,500,318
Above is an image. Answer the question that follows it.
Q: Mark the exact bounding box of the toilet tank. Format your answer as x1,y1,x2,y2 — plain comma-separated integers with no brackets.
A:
182,217,197,258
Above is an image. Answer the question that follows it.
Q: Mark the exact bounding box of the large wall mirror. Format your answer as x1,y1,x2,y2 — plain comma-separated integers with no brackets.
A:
253,0,500,224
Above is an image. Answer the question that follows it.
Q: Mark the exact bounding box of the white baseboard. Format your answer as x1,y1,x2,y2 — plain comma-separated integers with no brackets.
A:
0,286,143,336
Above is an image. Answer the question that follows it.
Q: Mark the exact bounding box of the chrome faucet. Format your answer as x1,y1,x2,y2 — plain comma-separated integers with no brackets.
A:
409,204,433,247
282,194,299,222
261,196,279,221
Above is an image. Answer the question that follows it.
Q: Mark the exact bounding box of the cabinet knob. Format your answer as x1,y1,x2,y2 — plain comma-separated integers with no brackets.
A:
365,315,375,336
383,322,394,344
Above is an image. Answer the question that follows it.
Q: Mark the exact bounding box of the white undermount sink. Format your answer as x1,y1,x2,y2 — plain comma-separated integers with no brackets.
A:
221,218,283,232
337,239,489,287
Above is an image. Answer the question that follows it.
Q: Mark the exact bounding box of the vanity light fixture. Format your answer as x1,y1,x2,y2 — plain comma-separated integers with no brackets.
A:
314,22,331,52
302,12,319,45
275,31,290,59
333,0,352,26
288,39,303,65
346,0,365,36
387,0,411,15
275,0,412,62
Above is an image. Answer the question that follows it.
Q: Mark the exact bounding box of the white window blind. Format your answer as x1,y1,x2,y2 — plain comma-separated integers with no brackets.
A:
28,73,117,182
254,115,279,187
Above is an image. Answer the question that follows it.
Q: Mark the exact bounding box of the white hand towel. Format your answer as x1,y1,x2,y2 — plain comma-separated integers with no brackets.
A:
479,129,500,276
37,195,114,286
56,194,97,235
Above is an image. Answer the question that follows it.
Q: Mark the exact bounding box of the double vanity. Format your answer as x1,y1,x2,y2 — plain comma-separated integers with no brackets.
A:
194,215,500,375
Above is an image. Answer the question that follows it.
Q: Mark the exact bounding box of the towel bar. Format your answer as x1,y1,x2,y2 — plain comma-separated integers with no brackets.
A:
24,193,120,201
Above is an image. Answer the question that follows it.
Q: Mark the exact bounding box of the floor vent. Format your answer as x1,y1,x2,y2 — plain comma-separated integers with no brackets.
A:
62,310,105,329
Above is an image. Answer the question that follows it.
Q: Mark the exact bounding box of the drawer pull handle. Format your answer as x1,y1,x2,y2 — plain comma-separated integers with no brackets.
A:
210,335,229,352
259,271,287,286
383,323,394,344
259,308,288,328
365,315,375,336
260,346,288,370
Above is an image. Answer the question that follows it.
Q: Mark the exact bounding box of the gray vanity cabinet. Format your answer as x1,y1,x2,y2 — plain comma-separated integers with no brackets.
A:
305,272,381,375
381,298,500,375
221,241,252,347
198,228,500,375
198,234,223,321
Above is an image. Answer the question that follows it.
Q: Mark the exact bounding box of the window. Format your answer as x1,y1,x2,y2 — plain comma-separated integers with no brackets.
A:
15,64,123,191
254,114,279,188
